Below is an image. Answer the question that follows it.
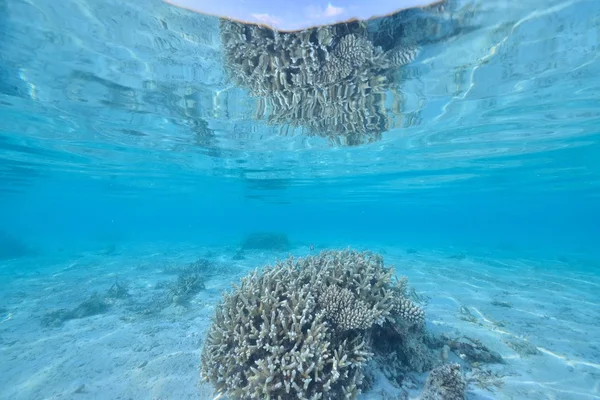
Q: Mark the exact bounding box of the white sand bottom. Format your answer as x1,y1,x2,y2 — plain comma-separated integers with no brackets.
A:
0,243,598,400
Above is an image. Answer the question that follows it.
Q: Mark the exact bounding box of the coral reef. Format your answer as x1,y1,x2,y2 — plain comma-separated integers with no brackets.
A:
218,1,468,145
420,363,466,400
200,249,432,399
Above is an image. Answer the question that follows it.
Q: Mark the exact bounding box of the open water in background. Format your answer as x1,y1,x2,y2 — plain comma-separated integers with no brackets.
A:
1,0,600,261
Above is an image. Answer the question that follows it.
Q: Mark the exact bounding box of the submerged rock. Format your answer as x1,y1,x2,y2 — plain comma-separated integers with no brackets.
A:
504,338,540,357
421,363,466,400
449,337,504,364
41,294,111,327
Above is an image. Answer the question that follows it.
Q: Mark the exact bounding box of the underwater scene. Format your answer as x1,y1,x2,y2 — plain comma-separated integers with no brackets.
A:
1,0,600,399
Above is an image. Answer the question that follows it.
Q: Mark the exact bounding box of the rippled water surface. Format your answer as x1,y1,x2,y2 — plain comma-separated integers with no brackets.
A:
2,0,599,199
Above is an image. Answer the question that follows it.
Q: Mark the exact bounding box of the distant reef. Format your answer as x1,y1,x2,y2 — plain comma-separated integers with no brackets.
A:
0,231,35,260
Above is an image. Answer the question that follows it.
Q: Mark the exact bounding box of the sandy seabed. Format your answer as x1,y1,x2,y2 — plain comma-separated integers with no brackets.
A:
1,242,599,400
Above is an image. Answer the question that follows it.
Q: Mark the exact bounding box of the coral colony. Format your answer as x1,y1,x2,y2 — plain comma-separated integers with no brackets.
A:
218,1,459,145
200,249,467,399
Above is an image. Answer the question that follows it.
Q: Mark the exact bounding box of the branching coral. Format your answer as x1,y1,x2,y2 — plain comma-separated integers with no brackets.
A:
318,284,376,331
200,249,429,399
168,270,205,305
392,297,426,325
200,256,370,399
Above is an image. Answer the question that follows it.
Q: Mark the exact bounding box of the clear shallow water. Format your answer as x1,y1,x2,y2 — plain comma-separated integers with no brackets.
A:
1,0,599,256
1,0,600,399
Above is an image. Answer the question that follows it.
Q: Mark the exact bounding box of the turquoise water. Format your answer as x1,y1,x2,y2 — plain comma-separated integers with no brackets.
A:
1,0,600,399
1,0,599,257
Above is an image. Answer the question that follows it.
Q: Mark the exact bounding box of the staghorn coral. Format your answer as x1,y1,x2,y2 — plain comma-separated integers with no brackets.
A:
161,259,209,305
200,264,369,399
200,249,429,399
318,284,376,331
392,297,426,325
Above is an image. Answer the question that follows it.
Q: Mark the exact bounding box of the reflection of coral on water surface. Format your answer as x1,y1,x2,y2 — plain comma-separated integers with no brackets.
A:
219,1,470,145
